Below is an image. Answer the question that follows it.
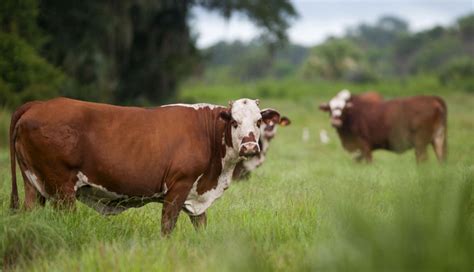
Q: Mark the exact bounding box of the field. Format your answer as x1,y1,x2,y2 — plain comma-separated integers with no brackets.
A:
1,79,473,271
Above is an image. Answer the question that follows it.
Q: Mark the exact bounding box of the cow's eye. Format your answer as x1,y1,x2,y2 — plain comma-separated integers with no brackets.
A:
256,119,262,128
231,120,238,128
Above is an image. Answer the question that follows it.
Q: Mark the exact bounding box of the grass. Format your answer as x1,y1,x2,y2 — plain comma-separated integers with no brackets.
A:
0,80,473,271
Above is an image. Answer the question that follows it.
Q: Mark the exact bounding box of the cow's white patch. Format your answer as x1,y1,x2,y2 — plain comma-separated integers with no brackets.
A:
184,146,239,216
329,89,351,117
25,170,49,198
229,99,262,151
74,171,166,215
161,103,222,110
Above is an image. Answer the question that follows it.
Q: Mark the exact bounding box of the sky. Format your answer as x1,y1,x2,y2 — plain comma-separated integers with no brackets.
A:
192,0,473,48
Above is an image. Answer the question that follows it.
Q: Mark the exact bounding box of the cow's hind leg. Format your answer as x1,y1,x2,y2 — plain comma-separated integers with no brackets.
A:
432,125,447,163
161,181,194,236
189,212,207,230
23,179,46,210
51,172,78,210
37,168,77,210
18,164,46,210
415,142,429,163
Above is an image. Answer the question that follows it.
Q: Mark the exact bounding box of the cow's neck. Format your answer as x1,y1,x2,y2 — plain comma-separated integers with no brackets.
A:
183,109,241,216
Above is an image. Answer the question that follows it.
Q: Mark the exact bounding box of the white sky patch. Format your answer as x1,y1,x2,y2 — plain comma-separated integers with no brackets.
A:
192,0,472,48
192,8,259,48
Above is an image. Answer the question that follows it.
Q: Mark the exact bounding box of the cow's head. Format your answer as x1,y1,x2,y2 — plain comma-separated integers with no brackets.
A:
220,99,280,158
319,89,353,128
261,114,291,140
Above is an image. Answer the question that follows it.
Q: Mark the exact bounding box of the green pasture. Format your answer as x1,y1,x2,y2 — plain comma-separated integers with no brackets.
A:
1,81,473,271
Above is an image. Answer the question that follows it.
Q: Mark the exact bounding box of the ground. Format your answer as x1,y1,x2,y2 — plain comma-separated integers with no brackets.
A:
1,81,473,271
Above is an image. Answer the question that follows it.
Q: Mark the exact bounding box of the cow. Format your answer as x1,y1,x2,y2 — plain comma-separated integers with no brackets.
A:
9,97,281,235
232,115,291,180
319,90,447,163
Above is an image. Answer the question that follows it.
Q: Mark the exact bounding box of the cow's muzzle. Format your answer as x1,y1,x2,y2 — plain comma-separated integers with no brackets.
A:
239,142,260,157
331,117,343,128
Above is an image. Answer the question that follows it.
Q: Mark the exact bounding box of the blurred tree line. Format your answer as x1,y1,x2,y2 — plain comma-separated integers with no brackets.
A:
200,14,473,92
200,39,308,82
0,0,297,108
303,14,474,91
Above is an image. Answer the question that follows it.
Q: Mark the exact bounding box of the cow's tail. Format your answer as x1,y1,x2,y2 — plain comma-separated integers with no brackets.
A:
9,102,38,210
433,96,447,163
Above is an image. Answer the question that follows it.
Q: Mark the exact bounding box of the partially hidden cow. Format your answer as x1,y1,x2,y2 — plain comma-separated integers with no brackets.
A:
233,115,291,180
319,90,447,163
9,98,280,235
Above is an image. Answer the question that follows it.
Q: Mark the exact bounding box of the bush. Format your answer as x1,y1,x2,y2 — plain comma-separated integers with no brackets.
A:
0,32,64,109
438,58,474,92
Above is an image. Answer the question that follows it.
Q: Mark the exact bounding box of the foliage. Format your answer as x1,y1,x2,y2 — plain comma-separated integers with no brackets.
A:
0,33,64,108
35,0,297,105
0,0,64,109
438,57,474,92
0,0,44,48
0,0,297,108
200,40,308,82
301,38,377,83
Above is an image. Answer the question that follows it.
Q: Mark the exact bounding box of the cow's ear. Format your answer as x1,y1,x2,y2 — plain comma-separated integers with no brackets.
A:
261,109,280,125
220,110,232,122
279,116,291,127
319,103,330,112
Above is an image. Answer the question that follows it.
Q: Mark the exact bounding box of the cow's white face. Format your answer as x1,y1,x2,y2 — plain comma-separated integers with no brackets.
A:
320,89,352,127
230,99,262,157
221,99,280,158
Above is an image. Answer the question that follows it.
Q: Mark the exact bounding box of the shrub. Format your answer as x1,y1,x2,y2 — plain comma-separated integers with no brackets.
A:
438,57,474,92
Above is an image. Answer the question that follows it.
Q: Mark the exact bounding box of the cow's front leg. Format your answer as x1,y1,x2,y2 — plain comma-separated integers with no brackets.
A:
358,140,373,163
161,181,193,236
189,212,207,230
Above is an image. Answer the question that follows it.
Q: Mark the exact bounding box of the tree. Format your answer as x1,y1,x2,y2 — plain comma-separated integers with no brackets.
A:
37,0,297,105
302,38,376,82
0,0,64,108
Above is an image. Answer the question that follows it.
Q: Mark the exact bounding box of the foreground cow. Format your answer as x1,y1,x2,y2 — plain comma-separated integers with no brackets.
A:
319,90,447,163
233,116,291,180
10,98,280,235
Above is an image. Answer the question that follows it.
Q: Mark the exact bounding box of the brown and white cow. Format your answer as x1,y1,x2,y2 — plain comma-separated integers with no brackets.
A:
9,98,280,235
232,115,291,180
319,90,447,163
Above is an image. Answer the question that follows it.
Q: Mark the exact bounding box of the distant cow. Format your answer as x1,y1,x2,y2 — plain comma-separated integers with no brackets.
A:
10,98,280,235
233,116,291,180
319,90,447,163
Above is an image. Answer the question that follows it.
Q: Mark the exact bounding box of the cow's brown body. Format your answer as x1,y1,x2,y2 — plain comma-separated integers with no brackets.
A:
10,97,279,234
321,92,447,163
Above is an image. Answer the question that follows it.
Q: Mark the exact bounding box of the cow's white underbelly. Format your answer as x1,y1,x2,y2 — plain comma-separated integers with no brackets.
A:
74,171,166,215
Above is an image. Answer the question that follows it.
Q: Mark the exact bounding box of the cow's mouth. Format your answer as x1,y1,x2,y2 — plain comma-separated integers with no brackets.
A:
331,117,343,127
